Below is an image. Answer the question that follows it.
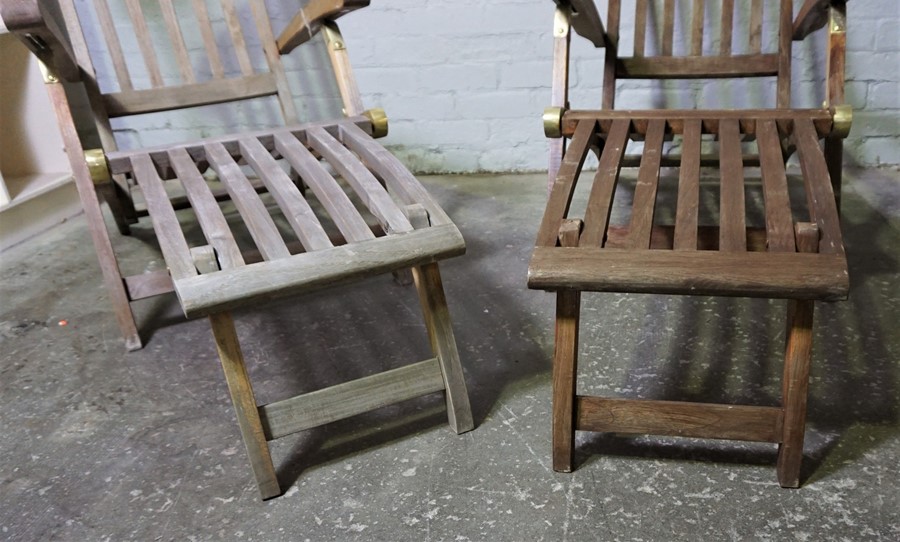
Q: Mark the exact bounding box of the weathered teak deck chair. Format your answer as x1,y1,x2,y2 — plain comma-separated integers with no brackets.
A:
4,0,473,499
530,0,850,487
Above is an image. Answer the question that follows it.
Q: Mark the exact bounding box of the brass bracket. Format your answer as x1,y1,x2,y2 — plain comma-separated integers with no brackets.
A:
829,4,846,34
364,108,389,139
38,60,59,84
553,7,571,38
831,104,852,139
84,149,112,185
543,106,566,138
322,22,345,51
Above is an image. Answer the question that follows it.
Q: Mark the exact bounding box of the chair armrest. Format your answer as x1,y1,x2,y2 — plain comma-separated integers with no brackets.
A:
553,0,607,48
793,0,847,40
277,0,370,54
0,0,80,81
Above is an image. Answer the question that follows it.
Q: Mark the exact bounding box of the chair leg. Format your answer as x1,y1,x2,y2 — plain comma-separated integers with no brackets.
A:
552,289,580,472
412,262,474,434
776,299,815,488
209,312,281,500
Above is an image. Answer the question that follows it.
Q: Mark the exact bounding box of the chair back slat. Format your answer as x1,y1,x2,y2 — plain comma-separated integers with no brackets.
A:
91,0,133,91
64,0,298,122
219,0,255,77
719,0,734,55
191,0,226,78
605,0,794,108
690,0,704,55
159,1,196,84
749,0,764,53
125,0,166,87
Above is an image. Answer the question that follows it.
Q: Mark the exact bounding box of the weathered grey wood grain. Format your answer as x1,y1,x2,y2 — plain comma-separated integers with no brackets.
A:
239,137,332,252
258,358,445,440
177,224,465,318
528,247,849,300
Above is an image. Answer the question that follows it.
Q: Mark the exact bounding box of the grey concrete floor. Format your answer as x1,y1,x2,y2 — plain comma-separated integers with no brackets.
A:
1,170,898,541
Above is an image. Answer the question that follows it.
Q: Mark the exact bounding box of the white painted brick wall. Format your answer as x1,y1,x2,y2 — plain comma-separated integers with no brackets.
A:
88,1,899,170
336,0,900,171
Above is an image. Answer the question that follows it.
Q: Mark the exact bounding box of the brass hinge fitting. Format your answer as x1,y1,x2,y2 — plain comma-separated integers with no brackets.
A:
831,104,852,139
364,108,389,139
543,106,566,139
84,149,112,185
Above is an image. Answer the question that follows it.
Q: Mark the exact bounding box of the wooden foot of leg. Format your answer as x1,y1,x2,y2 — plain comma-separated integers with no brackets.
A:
777,299,814,488
552,289,580,472
209,312,280,500
413,263,474,434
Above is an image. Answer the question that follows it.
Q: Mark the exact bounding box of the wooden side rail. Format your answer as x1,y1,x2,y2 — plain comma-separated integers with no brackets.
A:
1,0,80,80
277,0,370,54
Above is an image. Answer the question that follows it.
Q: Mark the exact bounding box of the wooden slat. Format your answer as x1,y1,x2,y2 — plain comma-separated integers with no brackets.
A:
776,0,793,108
602,0,621,109
192,0,225,79
549,7,572,187
204,142,291,260
337,122,455,227
259,358,445,440
168,147,245,269
749,0,764,54
176,224,466,318
690,0,705,56
561,109,834,137
124,0,164,87
718,118,746,252
662,0,676,56
720,0,734,55
673,119,702,250
580,119,630,247
793,119,844,255
617,54,779,79
756,120,796,252
92,0,133,91
626,119,665,248
273,131,375,243
633,0,648,57
306,126,413,234
239,137,332,251
575,396,784,443
527,247,849,300
106,117,373,173
606,225,770,252
159,1,196,85
102,73,278,117
536,120,598,247
220,0,255,76
247,0,299,123
130,154,196,280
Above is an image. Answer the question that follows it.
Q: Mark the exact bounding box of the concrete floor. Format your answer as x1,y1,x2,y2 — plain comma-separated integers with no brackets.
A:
0,170,898,541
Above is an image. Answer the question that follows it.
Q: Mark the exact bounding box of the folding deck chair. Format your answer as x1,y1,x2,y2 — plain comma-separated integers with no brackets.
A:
530,0,851,487
3,0,473,499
